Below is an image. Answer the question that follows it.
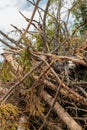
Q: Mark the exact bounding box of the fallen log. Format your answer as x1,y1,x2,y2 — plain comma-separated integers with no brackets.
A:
35,52,87,67
1,53,22,74
43,79,87,106
41,90,83,130
33,75,87,106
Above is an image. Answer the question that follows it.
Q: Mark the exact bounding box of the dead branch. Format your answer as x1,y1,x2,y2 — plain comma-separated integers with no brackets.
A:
11,24,22,33
27,60,54,92
17,0,41,45
42,90,83,130
0,38,16,49
0,61,42,104
1,53,22,73
32,0,43,22
39,74,63,130
33,76,87,106
39,53,87,67
32,52,87,106
0,30,18,46
42,0,50,52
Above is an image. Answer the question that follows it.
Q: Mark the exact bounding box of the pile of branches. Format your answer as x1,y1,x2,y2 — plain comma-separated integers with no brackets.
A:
0,0,87,130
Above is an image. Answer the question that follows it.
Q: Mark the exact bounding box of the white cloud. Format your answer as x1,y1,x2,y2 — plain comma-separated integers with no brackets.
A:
0,0,32,32
0,0,32,56
0,0,15,9
0,0,28,10
0,0,47,33
0,0,47,58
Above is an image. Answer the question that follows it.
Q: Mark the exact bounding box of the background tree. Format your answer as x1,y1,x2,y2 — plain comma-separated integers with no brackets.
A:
72,0,87,35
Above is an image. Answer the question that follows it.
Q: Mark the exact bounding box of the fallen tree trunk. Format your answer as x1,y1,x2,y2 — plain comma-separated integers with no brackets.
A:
36,52,87,67
1,53,22,74
43,79,87,106
33,74,87,106
41,90,83,130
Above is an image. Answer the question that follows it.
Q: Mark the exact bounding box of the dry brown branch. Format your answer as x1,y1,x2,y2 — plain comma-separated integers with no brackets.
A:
41,90,83,130
32,0,43,22
32,52,87,106
19,11,40,30
33,76,87,106
39,53,87,67
42,0,50,52
0,38,16,49
17,0,41,45
0,30,17,46
39,74,63,130
0,61,42,104
0,1,87,129
51,39,67,53
74,85,87,98
71,81,87,85
27,0,44,12
1,53,22,73
11,24,22,33
66,2,78,25
27,60,54,92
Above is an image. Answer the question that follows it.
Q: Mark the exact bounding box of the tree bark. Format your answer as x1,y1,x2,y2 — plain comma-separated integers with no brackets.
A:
41,90,83,130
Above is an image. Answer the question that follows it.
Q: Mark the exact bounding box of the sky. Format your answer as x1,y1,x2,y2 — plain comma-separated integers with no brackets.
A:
0,0,48,32
0,0,72,34
0,0,37,32
0,0,72,61
0,0,47,61
0,0,30,60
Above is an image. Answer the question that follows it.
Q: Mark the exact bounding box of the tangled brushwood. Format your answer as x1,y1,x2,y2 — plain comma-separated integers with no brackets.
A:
0,0,87,130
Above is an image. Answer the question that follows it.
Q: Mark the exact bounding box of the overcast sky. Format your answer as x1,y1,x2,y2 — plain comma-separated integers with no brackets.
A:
0,0,47,32
0,0,71,61
0,0,72,33
0,0,27,31
0,0,47,60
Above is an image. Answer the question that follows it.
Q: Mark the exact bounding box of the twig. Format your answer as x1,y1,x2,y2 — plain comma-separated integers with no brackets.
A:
0,38,17,49
0,62,42,104
74,85,87,98
40,53,87,67
0,30,18,46
42,90,83,130
32,0,43,22
42,0,51,52
34,53,87,105
72,22,86,36
11,24,22,33
39,74,63,130
66,106,87,112
27,60,54,92
17,0,41,45
71,82,87,85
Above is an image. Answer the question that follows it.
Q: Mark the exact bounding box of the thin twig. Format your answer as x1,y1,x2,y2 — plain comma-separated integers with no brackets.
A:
39,73,63,130
17,0,41,45
0,61,42,104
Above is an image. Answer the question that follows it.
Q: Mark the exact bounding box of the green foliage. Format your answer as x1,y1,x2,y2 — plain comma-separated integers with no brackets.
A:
34,34,43,51
21,34,31,46
72,0,87,34
19,48,32,72
0,103,19,130
0,62,2,68
0,61,14,82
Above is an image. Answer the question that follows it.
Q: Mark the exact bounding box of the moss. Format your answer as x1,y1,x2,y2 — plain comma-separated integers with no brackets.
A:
0,61,15,82
0,103,19,130
19,48,32,73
